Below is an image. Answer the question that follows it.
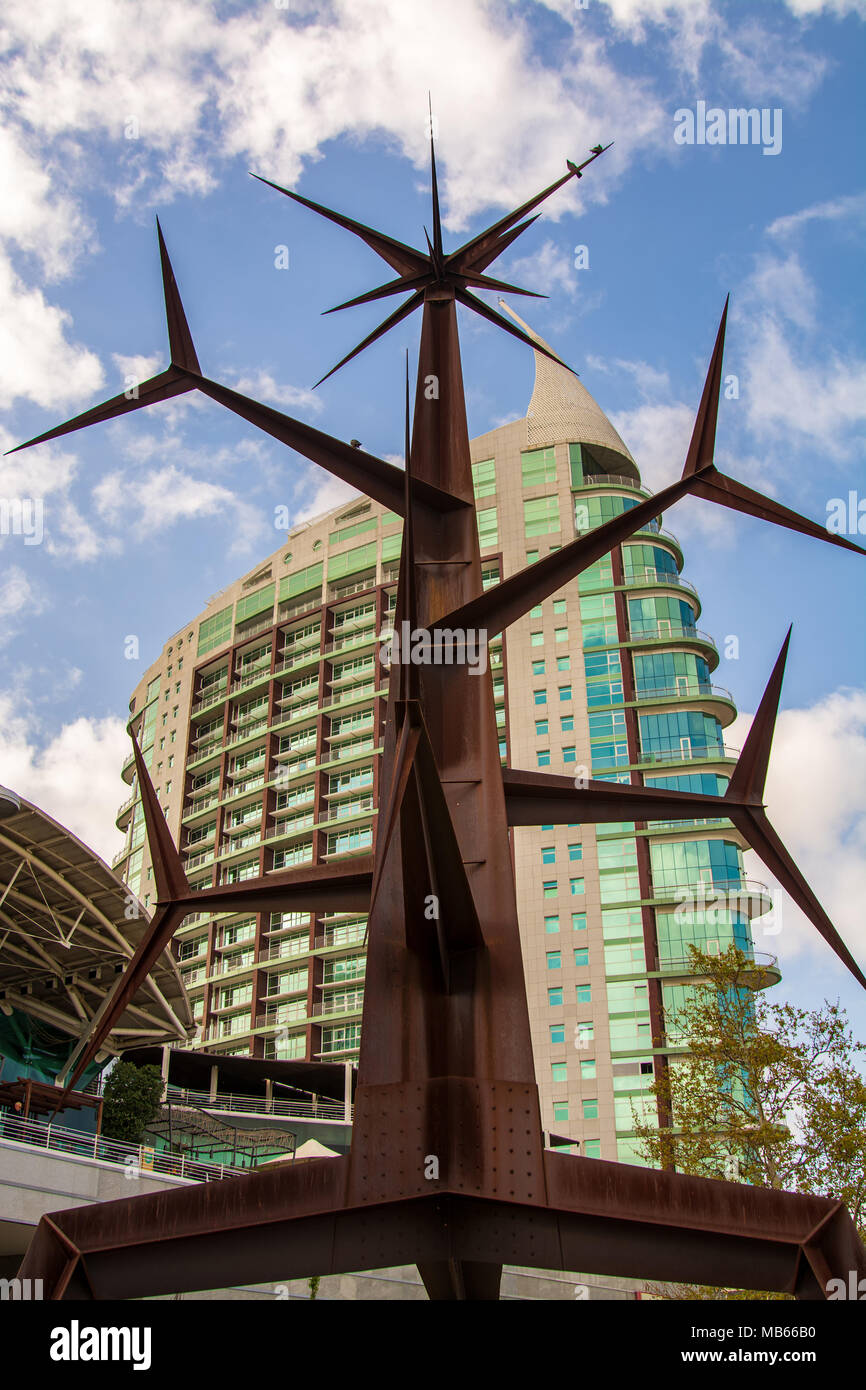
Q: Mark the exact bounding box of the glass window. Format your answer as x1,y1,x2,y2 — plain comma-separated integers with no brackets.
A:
562,746,576,763
541,846,555,864
580,1059,597,1080
553,1101,569,1123
543,880,557,898
476,506,498,550
569,844,583,861
572,912,587,931
532,659,546,675
546,951,562,970
554,626,568,643
472,457,496,498
582,1098,599,1120
548,987,564,1007
551,1062,568,1083
537,750,551,767
535,719,549,737
550,1023,566,1045
544,915,560,933
521,446,557,488
576,984,592,1003
553,599,566,615
574,947,589,967
559,685,572,701
583,1140,601,1158
534,689,547,705
524,495,561,538
557,656,571,671
561,715,574,732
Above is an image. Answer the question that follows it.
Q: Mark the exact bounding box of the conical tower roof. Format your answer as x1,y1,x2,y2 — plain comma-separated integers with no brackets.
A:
499,301,637,474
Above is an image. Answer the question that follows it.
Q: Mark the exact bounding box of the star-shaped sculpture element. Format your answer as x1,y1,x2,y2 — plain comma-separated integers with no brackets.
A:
252,135,613,384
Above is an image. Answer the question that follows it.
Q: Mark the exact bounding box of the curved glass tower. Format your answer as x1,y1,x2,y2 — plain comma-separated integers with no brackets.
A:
111,311,777,1165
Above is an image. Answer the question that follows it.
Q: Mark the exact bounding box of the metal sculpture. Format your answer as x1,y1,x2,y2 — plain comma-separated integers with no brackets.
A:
14,138,865,1300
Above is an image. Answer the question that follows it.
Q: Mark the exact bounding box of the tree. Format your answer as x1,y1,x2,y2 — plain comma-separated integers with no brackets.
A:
633,945,866,1298
101,1061,164,1144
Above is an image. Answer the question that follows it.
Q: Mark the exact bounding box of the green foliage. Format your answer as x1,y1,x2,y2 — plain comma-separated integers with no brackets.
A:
633,946,866,1299
101,1062,163,1144
308,1275,321,1300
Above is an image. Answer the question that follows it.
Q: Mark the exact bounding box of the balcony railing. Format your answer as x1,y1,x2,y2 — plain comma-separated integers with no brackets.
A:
623,568,699,599
164,1084,346,1122
627,622,717,650
0,1112,244,1181
581,473,647,493
633,681,734,705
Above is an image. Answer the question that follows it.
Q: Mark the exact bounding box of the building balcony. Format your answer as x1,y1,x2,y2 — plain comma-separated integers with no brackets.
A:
190,686,228,718
649,951,781,990
580,473,650,496
650,877,774,918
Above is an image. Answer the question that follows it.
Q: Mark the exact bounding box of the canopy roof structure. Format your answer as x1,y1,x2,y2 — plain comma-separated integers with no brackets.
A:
0,795,193,1078
14,132,866,1302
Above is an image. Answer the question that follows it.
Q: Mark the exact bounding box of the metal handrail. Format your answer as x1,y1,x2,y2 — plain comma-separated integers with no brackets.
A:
0,1112,243,1181
164,1085,346,1121
627,623,717,648
633,682,734,704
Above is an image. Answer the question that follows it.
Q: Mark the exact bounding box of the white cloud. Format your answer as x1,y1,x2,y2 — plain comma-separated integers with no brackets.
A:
735,252,866,462
501,239,581,301
767,192,866,240
0,691,127,862
111,352,163,385
228,369,323,415
0,256,103,410
730,688,866,977
0,566,45,644
92,463,268,554
783,0,866,16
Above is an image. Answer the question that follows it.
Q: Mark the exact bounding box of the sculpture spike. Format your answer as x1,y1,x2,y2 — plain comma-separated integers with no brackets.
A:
725,627,791,806
681,295,728,479
155,216,201,374
250,173,427,278
130,734,189,903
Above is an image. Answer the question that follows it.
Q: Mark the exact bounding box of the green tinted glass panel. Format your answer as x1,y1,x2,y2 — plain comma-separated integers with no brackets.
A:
521,447,557,488
280,562,323,600
327,541,378,580
472,458,496,497
523,495,561,538
235,583,275,623
198,605,233,657
477,507,498,549
381,531,403,562
329,516,377,545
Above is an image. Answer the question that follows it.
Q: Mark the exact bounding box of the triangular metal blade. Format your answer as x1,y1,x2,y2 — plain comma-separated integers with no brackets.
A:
450,164,583,275
314,289,427,388
458,215,542,276
725,628,791,806
60,901,190,1098
251,173,427,279
430,471,690,640
681,296,728,479
410,712,485,961
156,216,201,373
6,369,193,454
501,766,732,826
131,735,190,903
324,271,433,315
365,711,422,936
454,269,546,299
193,372,460,516
454,287,575,371
689,467,866,556
730,806,866,991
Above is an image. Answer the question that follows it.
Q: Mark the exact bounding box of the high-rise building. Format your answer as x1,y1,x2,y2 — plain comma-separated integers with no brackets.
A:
112,317,775,1165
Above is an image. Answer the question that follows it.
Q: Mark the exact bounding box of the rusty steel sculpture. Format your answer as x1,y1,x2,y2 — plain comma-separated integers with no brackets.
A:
14,138,866,1300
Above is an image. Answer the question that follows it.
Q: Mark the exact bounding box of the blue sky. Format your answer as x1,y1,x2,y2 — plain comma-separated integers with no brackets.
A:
0,0,863,1024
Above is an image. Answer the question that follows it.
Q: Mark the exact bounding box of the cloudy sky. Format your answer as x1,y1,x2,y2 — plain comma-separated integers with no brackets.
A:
0,0,864,1021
